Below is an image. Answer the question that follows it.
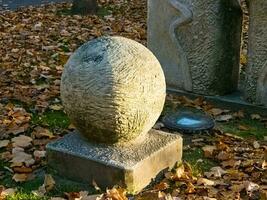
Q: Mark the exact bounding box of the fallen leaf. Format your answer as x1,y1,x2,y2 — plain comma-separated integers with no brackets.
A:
10,151,34,167
33,150,46,158
0,188,16,198
251,114,261,120
202,146,217,158
106,188,127,200
204,167,227,178
33,126,55,139
0,140,9,148
197,178,215,186
253,141,260,149
215,114,233,122
44,174,55,192
217,151,232,161
222,159,241,168
49,104,63,111
13,166,33,173
238,125,250,131
12,173,28,182
12,135,32,148
209,108,224,116
244,181,260,193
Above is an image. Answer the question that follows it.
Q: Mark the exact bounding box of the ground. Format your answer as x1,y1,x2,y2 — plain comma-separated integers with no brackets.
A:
0,1,266,200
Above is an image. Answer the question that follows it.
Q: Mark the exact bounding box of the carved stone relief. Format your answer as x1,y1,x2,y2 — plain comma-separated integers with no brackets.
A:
148,0,243,95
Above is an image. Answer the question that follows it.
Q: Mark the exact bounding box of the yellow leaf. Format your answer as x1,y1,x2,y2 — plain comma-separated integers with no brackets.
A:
12,173,28,182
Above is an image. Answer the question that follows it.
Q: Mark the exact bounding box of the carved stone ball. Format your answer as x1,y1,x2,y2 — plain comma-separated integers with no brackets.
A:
60,36,166,144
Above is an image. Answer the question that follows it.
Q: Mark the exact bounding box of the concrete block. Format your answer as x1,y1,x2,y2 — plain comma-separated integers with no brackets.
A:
46,129,182,193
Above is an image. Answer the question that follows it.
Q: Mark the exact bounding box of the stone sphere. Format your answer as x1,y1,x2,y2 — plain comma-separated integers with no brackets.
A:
60,36,166,144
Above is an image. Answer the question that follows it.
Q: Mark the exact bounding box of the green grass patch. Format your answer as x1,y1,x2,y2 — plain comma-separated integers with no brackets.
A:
218,118,267,140
183,148,217,176
31,110,70,130
6,192,48,200
97,6,112,17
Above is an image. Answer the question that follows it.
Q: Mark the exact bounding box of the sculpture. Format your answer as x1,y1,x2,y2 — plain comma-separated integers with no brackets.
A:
61,36,166,144
47,36,182,192
244,0,267,106
168,0,193,91
148,0,242,95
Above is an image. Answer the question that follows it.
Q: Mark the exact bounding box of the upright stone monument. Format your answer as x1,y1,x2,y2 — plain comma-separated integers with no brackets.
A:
148,0,243,95
244,0,267,106
46,36,182,193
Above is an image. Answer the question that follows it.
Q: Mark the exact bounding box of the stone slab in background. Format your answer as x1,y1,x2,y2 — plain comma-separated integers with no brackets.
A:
148,0,242,95
244,0,267,106
46,130,182,193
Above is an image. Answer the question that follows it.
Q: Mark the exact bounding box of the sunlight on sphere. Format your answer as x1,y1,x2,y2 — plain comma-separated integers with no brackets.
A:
60,36,166,144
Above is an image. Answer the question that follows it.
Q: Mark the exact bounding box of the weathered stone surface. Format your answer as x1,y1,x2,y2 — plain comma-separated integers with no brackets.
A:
46,130,182,193
61,36,166,144
148,0,242,95
244,0,267,106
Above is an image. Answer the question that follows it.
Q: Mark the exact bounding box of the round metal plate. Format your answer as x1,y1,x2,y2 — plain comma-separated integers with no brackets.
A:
162,111,215,133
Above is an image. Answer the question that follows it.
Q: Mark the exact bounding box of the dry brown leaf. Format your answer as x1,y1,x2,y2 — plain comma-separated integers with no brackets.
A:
202,146,217,158
175,164,185,179
204,167,227,178
49,104,63,111
0,188,16,198
251,114,261,120
154,182,169,191
209,108,224,116
33,126,55,139
0,140,9,149
217,151,232,161
197,178,215,186
12,173,28,182
13,166,33,173
244,181,260,193
222,159,241,168
12,135,32,148
33,150,46,158
185,182,195,194
106,188,127,200
10,151,34,167
44,174,55,192
253,141,260,149
233,110,245,119
238,125,250,131
215,114,233,122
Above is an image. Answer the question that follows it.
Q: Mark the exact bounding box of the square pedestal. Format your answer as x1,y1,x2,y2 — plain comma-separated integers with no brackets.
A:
46,129,182,193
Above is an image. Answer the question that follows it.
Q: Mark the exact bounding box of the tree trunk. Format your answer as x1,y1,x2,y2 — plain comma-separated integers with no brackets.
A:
72,0,98,15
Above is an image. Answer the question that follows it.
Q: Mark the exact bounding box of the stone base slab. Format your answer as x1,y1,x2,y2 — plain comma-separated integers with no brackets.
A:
46,130,182,193
168,89,267,117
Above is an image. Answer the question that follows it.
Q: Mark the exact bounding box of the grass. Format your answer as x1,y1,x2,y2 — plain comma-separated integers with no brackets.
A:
56,5,112,17
183,148,217,177
31,110,70,130
217,118,267,139
6,192,48,200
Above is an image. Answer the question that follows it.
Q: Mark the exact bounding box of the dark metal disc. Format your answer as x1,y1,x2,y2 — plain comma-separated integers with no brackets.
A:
162,110,215,133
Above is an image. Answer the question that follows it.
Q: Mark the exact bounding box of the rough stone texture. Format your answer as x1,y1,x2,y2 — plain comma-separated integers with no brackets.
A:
244,0,267,106
46,130,183,193
61,36,166,144
148,0,242,95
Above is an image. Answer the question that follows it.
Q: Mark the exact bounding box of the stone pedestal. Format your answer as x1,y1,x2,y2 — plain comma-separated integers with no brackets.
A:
46,130,182,193
244,0,267,106
148,0,242,95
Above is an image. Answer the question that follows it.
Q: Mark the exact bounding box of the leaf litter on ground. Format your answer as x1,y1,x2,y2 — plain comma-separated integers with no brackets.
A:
0,0,266,200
